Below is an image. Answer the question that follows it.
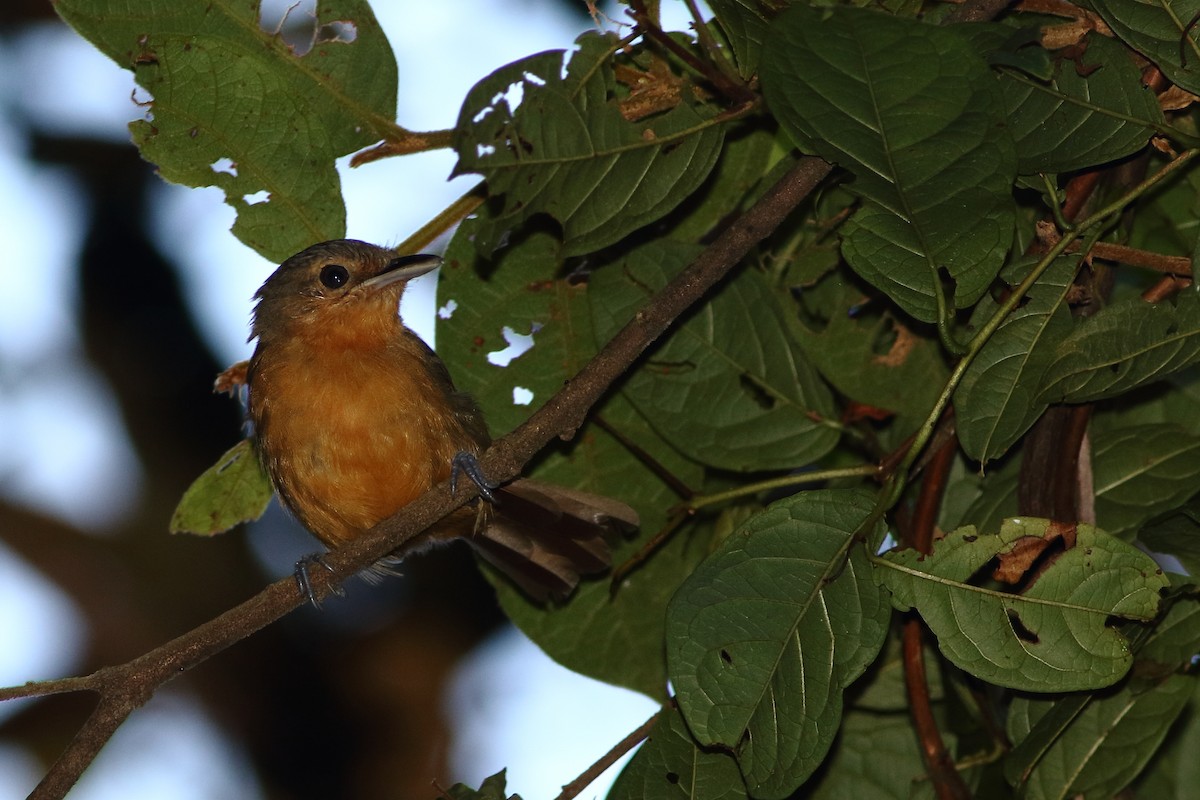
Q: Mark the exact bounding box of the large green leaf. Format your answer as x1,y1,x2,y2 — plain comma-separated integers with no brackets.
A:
955,257,1078,464
1133,682,1200,798
995,32,1163,174
1040,285,1200,403
1006,675,1192,799
439,222,706,697
1089,0,1200,95
452,32,725,258
55,0,397,261
808,710,938,800
608,705,747,800
761,5,1016,322
874,518,1168,691
589,241,840,473
1093,424,1200,539
667,490,891,799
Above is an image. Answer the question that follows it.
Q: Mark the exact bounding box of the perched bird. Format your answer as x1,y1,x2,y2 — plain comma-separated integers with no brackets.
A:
246,239,636,599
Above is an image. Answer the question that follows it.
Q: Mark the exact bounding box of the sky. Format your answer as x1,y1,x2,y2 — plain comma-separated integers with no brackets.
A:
0,1,706,797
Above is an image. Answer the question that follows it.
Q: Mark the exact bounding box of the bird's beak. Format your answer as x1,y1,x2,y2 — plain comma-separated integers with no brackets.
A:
361,254,442,291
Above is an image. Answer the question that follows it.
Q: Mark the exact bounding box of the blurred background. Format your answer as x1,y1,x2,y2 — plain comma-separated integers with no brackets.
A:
0,1,685,797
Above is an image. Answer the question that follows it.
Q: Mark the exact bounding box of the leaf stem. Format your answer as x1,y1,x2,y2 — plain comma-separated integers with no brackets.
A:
395,183,486,254
690,464,880,511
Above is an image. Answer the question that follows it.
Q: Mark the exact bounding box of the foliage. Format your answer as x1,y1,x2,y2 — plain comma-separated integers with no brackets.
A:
59,0,1200,798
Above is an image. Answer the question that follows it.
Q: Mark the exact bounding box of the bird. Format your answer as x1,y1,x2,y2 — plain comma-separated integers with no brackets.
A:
245,239,637,600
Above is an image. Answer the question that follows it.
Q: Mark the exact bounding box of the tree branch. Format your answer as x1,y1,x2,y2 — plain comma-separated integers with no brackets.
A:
11,155,833,800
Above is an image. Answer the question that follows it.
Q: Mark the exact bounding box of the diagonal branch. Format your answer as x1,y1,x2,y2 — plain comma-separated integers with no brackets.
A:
11,155,833,800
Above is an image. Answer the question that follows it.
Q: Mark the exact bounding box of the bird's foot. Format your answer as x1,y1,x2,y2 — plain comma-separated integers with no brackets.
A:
293,553,346,607
450,451,498,503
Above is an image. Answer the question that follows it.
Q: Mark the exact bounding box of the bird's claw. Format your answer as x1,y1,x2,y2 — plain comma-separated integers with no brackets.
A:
294,553,346,607
450,451,498,503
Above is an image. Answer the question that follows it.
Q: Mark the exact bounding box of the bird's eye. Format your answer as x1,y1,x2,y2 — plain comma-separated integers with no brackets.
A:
319,264,350,289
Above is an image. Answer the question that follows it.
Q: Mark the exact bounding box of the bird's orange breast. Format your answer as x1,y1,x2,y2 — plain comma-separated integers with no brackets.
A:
250,330,477,547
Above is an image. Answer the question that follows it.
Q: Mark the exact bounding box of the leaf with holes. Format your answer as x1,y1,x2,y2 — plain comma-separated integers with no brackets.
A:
439,219,707,697
452,31,726,258
589,240,839,472
955,257,1077,464
874,518,1167,691
1093,424,1200,539
55,0,397,261
667,490,891,799
608,704,747,800
761,4,1016,322
1040,284,1200,403
1090,0,1200,96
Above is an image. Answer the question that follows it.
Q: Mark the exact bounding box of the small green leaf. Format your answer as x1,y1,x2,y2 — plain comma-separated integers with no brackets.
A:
1040,285,1200,403
452,32,726,257
1090,0,1200,96
590,241,839,473
444,769,521,800
1093,424,1200,539
761,5,1016,322
707,0,772,79
54,0,398,261
874,518,1168,691
170,440,273,536
608,705,747,800
1006,674,1192,798
667,490,891,799
955,257,1077,464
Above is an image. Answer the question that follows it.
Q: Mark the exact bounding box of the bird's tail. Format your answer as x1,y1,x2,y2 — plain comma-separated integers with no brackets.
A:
467,479,639,601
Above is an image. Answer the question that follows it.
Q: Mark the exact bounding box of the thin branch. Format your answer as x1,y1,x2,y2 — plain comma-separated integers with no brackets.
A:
554,705,664,800
12,155,834,800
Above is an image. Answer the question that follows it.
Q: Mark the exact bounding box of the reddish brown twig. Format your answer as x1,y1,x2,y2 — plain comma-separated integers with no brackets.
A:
901,438,971,800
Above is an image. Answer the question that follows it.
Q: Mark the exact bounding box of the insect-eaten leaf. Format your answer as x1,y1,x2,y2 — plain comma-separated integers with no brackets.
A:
874,518,1167,691
170,439,273,536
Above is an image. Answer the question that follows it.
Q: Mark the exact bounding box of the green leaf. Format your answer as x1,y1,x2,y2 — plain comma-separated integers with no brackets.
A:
1040,285,1200,403
1093,424,1200,539
955,257,1078,463
874,518,1168,691
1139,496,1200,575
444,769,521,800
439,223,706,697
1133,681,1200,797
807,710,936,800
589,241,839,473
452,32,726,258
608,705,747,800
169,439,273,536
792,272,949,426
1006,674,1192,798
996,32,1163,173
761,5,1017,322
54,0,397,261
667,490,891,799
1089,0,1200,95
708,0,771,79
